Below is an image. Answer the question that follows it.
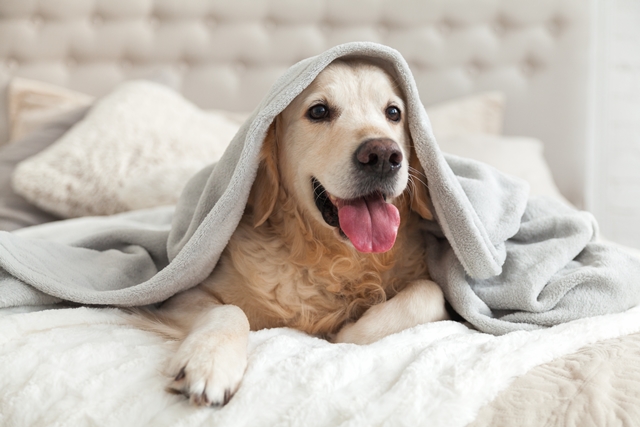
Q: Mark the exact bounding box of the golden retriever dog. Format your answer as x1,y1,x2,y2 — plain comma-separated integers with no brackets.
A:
143,59,449,406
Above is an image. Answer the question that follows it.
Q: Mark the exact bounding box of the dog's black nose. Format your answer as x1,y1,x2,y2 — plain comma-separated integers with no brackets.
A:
354,138,403,176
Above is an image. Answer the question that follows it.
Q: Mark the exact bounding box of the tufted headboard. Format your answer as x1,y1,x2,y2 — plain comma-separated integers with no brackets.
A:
0,0,592,207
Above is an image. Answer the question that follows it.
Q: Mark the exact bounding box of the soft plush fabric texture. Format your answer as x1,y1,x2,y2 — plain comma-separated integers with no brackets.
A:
0,107,89,231
12,81,241,217
470,329,640,427
2,304,640,427
0,42,639,335
3,73,185,229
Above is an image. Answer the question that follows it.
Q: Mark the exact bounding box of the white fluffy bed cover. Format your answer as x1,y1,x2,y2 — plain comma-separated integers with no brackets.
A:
2,304,640,427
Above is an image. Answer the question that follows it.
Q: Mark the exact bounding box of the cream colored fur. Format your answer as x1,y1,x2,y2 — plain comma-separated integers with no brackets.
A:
146,60,449,407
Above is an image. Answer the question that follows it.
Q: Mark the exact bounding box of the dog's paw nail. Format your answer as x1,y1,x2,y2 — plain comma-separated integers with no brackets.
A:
165,385,184,395
223,388,232,405
191,393,203,406
174,367,186,381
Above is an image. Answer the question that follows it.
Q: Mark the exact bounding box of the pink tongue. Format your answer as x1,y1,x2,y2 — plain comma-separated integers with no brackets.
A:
337,194,400,253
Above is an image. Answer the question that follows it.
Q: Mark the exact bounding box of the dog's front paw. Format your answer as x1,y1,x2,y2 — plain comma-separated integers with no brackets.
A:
333,280,449,345
333,305,386,345
167,305,250,407
168,330,248,407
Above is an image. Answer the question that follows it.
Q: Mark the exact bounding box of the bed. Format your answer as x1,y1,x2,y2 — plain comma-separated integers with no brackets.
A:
2,1,640,426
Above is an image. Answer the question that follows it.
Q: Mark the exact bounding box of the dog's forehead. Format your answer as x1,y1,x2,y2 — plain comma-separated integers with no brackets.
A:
303,61,403,106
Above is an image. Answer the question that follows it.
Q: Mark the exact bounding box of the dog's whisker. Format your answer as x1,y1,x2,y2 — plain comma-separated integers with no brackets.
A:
408,168,428,185
402,177,418,204
314,188,329,202
312,180,330,202
408,171,429,189
408,165,428,181
399,190,410,206
407,178,419,200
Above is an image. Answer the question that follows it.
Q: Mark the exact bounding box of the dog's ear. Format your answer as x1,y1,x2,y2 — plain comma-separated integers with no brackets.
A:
250,120,280,227
408,144,433,220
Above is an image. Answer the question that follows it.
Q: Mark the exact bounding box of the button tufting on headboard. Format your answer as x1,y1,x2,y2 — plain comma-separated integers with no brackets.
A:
437,20,453,35
148,15,160,28
30,14,44,28
5,58,18,70
92,14,104,26
547,15,566,37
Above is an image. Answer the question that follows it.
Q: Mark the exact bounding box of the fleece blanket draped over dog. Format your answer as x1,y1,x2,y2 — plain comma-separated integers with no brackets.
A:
1,42,640,335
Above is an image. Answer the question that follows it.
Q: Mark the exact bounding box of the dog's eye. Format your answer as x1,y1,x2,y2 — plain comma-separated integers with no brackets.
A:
308,104,330,120
386,106,401,122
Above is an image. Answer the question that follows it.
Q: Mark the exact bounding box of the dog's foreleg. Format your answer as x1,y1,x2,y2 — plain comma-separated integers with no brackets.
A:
333,279,449,345
161,288,250,406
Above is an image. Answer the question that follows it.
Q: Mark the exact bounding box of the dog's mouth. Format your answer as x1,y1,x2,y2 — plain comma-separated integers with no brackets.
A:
312,178,400,253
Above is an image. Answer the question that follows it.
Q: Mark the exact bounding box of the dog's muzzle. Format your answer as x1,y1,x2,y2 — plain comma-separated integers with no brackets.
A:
310,138,405,254
312,176,400,254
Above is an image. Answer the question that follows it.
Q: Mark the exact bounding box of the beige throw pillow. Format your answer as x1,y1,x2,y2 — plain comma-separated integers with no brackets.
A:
8,78,94,143
427,91,504,138
437,134,571,205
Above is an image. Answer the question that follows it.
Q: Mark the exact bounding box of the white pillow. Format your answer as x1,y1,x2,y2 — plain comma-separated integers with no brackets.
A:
13,81,240,217
437,134,571,205
427,91,505,138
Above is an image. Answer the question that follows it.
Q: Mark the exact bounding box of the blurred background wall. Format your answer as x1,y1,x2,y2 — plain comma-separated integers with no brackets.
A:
590,0,640,248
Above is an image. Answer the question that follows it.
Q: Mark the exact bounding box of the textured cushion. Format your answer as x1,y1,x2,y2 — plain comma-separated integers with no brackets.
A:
13,80,241,217
0,73,184,229
0,106,89,231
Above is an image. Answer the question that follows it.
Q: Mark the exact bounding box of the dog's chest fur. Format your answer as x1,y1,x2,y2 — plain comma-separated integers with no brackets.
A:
200,197,430,337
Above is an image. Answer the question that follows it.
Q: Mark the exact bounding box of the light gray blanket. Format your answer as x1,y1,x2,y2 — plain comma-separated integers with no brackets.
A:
2,42,640,335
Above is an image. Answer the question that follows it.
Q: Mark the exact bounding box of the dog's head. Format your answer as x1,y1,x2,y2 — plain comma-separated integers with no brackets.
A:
251,59,432,253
